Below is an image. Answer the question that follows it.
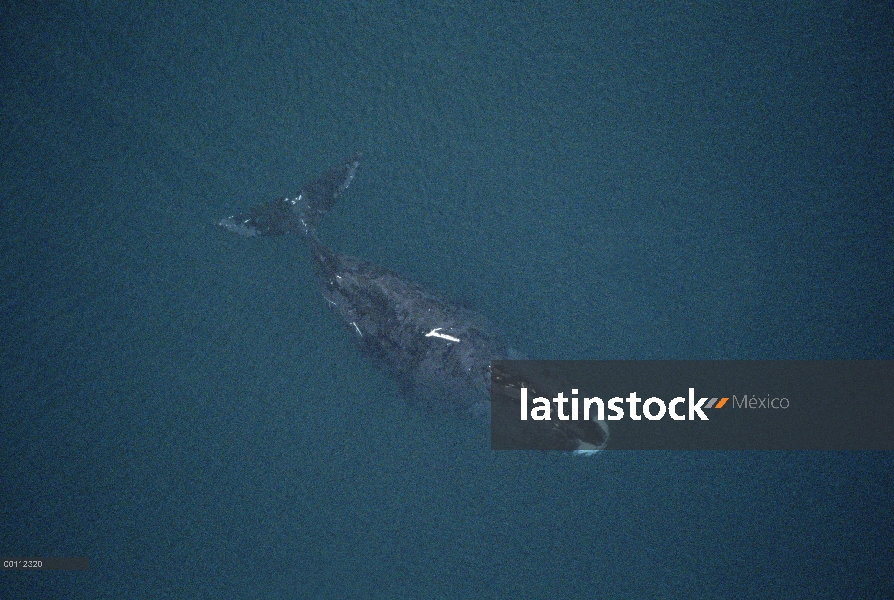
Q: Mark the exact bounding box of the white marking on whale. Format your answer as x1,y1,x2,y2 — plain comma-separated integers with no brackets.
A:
425,328,461,343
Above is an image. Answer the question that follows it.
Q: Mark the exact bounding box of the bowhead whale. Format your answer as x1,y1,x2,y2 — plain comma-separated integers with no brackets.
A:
218,154,607,452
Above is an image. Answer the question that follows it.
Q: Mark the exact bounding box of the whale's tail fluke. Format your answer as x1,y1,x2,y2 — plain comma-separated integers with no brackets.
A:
218,153,361,237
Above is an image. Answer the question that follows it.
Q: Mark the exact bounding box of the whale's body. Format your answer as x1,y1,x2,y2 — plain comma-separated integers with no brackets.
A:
218,154,607,451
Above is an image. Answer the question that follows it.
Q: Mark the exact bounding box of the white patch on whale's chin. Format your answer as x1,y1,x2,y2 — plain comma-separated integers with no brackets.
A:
573,418,610,457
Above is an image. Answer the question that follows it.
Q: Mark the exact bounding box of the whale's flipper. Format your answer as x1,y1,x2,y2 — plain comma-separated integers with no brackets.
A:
217,153,360,237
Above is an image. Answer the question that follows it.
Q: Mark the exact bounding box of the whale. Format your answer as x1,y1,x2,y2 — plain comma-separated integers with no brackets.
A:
217,154,607,452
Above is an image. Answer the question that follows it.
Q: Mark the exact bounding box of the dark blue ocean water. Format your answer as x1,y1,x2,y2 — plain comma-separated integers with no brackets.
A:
2,2,892,597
